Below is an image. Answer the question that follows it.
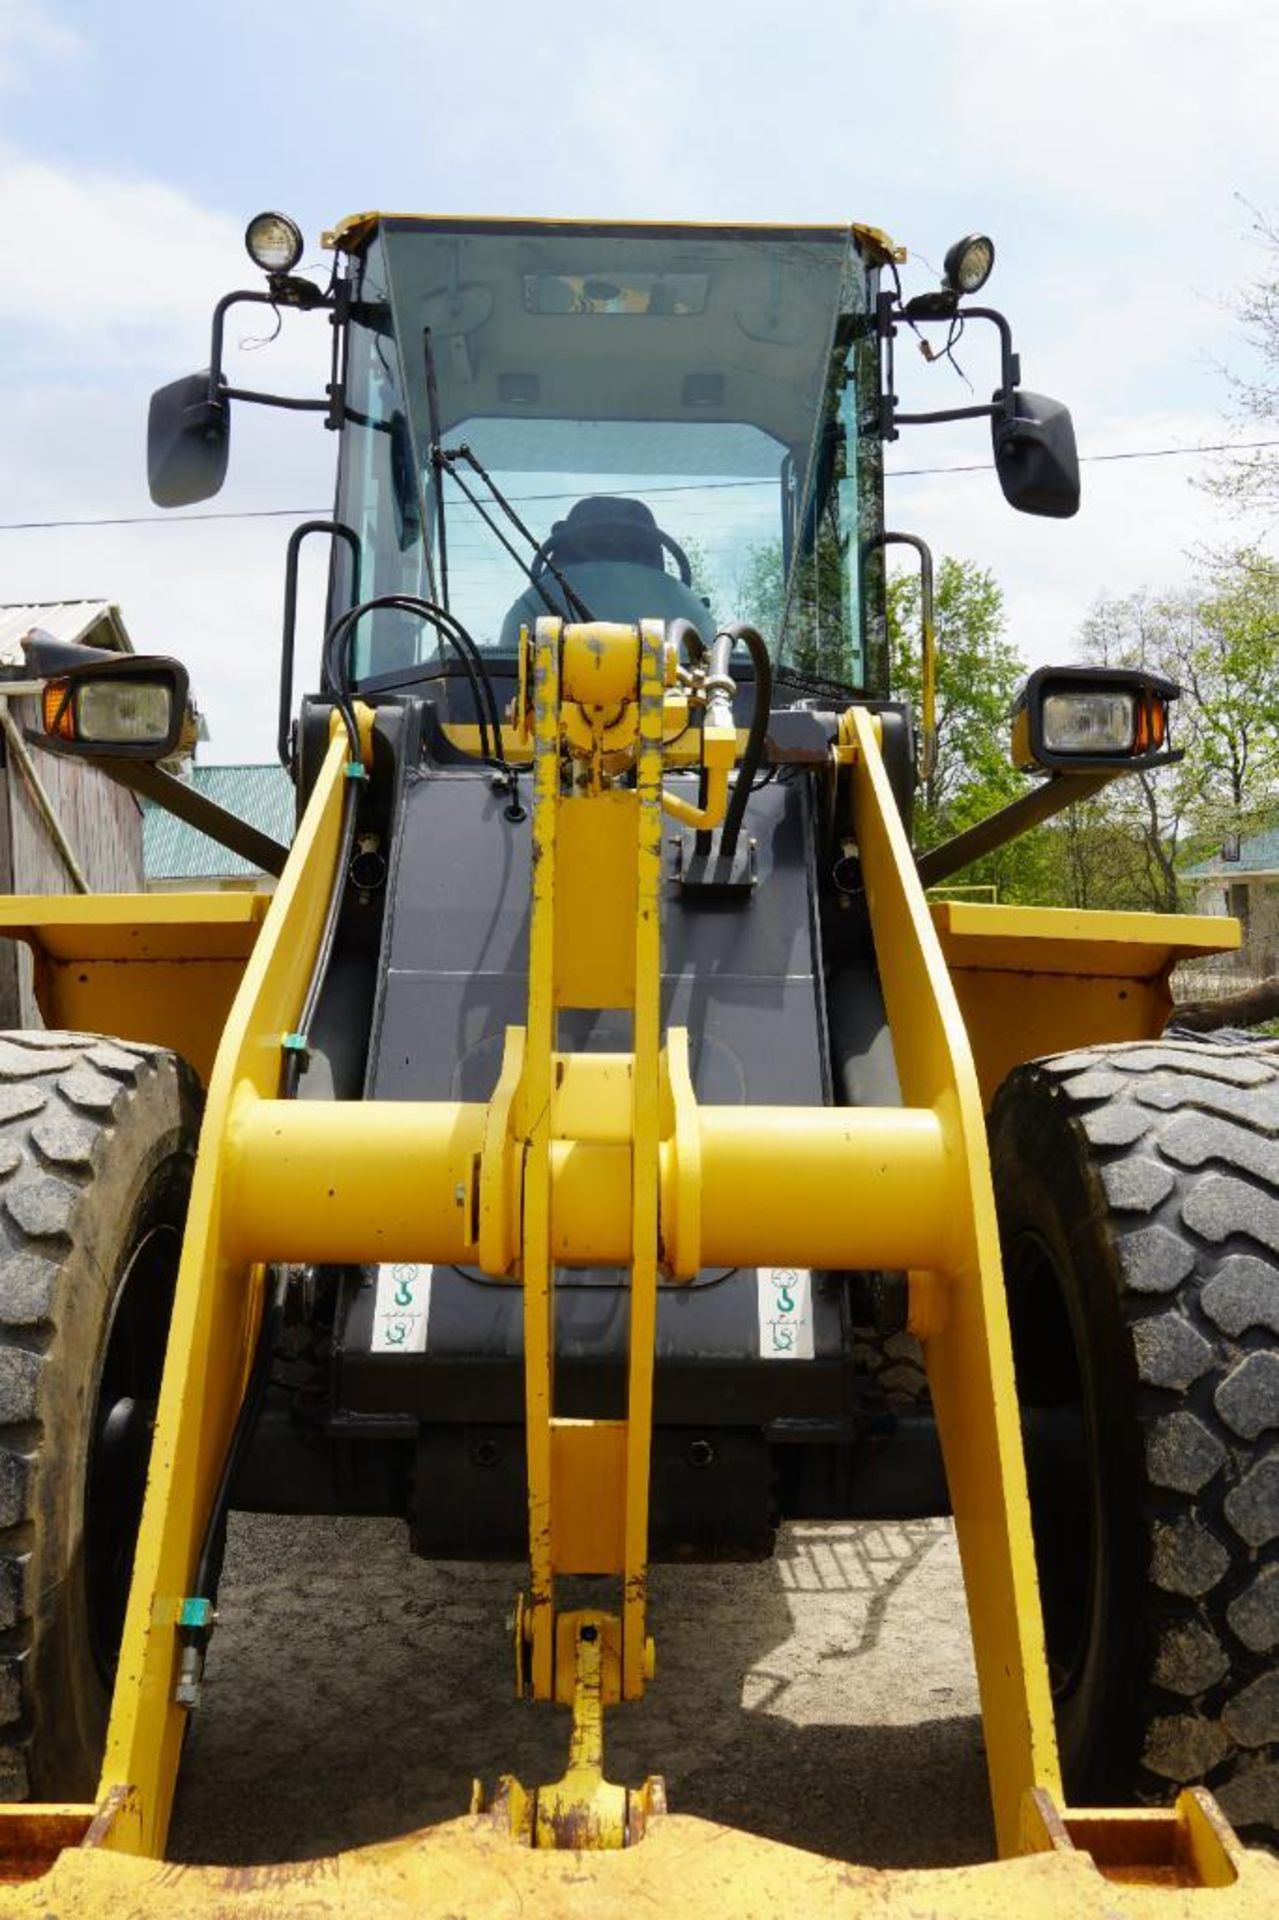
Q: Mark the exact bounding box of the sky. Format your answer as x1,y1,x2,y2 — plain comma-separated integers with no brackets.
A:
0,0,1275,762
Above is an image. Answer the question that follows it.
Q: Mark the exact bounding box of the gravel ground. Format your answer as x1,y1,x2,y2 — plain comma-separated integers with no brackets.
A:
168,1513,992,1869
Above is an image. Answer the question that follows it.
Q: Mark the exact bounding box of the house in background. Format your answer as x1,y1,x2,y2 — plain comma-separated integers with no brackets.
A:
143,763,294,892
1183,821,1279,978
0,601,145,1024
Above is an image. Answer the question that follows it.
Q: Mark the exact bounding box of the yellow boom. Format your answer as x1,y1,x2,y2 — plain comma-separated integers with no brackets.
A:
0,622,1267,1916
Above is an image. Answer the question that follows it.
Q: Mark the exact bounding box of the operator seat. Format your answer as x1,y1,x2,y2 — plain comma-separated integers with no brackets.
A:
498,495,715,650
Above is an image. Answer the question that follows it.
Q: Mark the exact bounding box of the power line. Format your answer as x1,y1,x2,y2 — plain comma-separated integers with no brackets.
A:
3,437,1278,534
0,504,331,532
889,437,1279,479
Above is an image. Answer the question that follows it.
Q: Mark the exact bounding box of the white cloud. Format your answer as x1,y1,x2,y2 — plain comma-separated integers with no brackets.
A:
821,0,1279,227
1,1,1274,765
0,148,329,386
0,378,333,759
0,0,83,89
0,152,336,757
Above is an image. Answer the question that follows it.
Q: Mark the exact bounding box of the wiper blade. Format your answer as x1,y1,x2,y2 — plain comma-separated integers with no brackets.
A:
422,325,594,625
423,328,451,611
440,444,595,625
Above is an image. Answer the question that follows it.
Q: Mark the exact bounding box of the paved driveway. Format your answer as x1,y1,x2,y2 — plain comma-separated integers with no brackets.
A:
168,1514,993,1869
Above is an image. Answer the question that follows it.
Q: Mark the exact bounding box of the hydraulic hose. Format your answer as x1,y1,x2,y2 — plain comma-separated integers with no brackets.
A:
665,616,707,665
186,724,365,1658
323,594,497,766
694,627,737,857
281,776,361,1100
323,592,524,819
717,623,772,862
190,1268,288,1608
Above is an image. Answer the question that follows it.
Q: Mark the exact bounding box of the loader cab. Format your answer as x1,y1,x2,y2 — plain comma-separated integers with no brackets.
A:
327,216,889,698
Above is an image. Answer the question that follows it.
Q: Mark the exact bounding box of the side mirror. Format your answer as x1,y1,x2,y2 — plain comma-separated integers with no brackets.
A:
22,634,191,762
147,372,230,508
991,390,1080,519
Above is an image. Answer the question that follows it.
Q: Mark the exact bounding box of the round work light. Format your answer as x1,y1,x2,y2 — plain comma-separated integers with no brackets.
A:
244,211,304,277
942,233,995,297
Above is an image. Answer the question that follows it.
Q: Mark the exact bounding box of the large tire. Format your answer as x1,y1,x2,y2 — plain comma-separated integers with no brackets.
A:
0,1032,200,1799
989,1036,1279,1847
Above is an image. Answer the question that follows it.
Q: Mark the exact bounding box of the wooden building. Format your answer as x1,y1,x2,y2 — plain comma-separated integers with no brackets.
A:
0,601,144,1027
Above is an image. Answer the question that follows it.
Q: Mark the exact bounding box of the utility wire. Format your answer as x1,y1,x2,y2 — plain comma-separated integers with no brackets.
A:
0,505,331,532
889,437,1279,478
3,438,1279,534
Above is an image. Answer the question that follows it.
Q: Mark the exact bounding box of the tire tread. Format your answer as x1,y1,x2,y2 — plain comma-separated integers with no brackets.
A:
0,1032,196,1798
1016,1035,1279,1840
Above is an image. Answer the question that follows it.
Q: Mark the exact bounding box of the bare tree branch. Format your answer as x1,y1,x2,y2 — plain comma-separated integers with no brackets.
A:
1169,976,1279,1030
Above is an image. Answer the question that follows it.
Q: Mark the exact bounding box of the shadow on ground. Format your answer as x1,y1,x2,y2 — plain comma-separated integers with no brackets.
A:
167,1514,993,1869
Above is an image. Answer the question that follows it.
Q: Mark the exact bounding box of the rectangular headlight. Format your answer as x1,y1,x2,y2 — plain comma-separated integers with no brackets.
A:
1010,664,1179,773
1041,689,1135,755
75,679,175,746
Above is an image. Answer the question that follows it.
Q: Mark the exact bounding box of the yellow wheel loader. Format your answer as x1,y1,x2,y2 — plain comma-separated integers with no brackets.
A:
0,208,1274,1915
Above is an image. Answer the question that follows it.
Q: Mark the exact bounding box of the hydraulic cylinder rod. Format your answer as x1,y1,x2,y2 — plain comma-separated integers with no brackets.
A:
225,1094,953,1274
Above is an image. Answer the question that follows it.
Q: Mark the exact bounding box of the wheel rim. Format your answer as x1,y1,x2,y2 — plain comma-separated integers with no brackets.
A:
84,1221,181,1684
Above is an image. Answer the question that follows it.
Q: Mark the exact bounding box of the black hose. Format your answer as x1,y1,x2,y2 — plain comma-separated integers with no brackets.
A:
718,623,772,863
190,734,364,1613
282,778,361,1099
322,594,523,818
692,630,736,859
694,707,712,859
191,1268,288,1604
707,630,734,687
323,594,495,763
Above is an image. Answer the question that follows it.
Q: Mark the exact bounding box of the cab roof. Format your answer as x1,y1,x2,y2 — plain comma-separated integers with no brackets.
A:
322,210,904,264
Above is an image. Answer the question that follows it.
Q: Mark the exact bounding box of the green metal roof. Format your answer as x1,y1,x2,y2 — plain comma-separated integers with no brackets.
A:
142,764,294,882
1183,822,1279,880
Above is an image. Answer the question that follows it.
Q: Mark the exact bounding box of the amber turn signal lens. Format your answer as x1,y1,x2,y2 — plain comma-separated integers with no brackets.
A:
1133,695,1168,754
41,679,77,741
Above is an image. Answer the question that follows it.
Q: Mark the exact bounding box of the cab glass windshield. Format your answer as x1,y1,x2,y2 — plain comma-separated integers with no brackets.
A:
333,218,884,689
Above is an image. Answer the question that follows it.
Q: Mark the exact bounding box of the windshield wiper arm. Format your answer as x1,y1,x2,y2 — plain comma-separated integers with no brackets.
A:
422,328,451,611
438,458,567,619
440,446,595,625
421,325,594,624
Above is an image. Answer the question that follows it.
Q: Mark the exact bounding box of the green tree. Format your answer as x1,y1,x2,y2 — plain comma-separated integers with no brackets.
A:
1206,205,1279,516
887,556,1056,901
1073,558,1279,911
889,556,1019,830
1178,554,1279,830
736,530,850,682
735,538,785,642
677,534,717,617
1072,590,1207,911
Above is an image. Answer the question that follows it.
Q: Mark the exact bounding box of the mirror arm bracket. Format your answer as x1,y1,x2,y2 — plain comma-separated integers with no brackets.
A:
221,386,332,414
892,400,1001,427
876,292,1022,441
206,285,343,425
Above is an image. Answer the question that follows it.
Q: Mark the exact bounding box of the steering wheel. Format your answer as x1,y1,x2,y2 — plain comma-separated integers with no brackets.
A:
530,523,694,589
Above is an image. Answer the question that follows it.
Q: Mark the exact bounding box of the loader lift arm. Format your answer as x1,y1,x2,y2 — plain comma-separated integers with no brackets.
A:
0,621,1273,1917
